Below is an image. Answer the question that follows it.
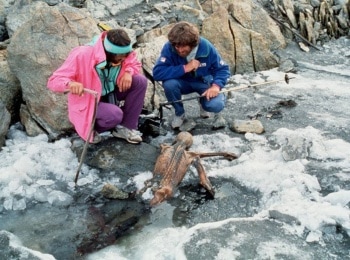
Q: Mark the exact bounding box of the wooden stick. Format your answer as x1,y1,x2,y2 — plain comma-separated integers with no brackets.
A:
73,89,98,184
64,88,98,96
63,88,99,184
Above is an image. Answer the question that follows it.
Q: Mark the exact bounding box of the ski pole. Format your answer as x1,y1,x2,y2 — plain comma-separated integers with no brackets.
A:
159,74,294,106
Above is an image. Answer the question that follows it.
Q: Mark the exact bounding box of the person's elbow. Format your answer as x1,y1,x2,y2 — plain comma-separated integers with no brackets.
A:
47,77,55,90
47,76,64,93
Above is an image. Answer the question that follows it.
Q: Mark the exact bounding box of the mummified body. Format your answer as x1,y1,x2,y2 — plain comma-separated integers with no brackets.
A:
149,131,238,206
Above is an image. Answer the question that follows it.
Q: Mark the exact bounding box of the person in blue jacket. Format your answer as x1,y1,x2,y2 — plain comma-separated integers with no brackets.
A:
152,21,230,129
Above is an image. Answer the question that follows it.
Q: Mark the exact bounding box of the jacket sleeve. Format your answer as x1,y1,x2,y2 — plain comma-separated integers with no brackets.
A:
209,47,231,89
152,43,186,81
121,51,141,75
47,48,80,93
117,51,143,86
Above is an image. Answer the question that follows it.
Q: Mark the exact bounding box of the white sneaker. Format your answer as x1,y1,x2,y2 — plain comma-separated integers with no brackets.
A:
112,125,142,144
199,105,210,118
171,114,185,129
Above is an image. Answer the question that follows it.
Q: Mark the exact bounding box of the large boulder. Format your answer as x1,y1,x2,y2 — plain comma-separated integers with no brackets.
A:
7,3,100,140
6,1,49,38
201,7,236,73
201,1,286,74
137,33,169,111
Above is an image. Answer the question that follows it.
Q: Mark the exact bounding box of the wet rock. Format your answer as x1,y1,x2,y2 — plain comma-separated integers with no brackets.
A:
179,118,197,132
19,104,46,137
230,119,265,134
0,101,10,148
278,58,298,73
277,99,297,107
269,209,301,225
0,230,53,260
212,113,227,130
0,50,21,124
181,218,339,259
0,231,10,249
299,41,310,52
78,138,159,183
101,183,129,199
266,110,283,119
76,200,149,255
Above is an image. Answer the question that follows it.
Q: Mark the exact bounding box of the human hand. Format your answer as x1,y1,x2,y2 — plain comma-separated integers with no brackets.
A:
184,59,200,73
118,73,132,92
202,84,220,100
68,81,84,96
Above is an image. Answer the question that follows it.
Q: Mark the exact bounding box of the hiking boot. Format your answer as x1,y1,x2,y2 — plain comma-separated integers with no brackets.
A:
91,131,102,144
199,105,210,118
112,125,142,144
171,114,185,129
212,113,226,129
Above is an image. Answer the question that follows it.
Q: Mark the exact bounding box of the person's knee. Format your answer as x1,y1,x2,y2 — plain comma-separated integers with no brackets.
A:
202,103,223,113
132,74,147,89
202,94,226,113
96,105,122,130
162,79,178,92
109,106,123,126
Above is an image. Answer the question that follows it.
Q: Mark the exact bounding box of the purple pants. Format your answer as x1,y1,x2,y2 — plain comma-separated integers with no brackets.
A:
94,74,147,132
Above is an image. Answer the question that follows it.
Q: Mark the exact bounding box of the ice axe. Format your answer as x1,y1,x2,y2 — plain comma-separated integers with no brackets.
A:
159,74,294,107
64,88,99,184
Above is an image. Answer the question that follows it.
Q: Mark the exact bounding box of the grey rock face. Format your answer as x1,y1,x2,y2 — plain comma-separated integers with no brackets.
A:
0,101,10,148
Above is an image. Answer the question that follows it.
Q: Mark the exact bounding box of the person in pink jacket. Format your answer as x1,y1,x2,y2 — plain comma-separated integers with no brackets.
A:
47,29,147,144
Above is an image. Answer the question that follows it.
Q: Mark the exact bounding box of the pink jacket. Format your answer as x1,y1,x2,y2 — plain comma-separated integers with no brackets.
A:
47,31,142,141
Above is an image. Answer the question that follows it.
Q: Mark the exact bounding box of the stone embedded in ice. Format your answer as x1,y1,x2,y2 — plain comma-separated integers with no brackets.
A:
2,195,27,211
36,179,55,186
101,183,129,199
12,198,26,211
3,197,13,210
25,185,37,198
8,180,23,194
306,230,322,243
34,187,49,203
269,209,301,225
77,177,93,186
323,190,350,207
68,182,76,188
0,231,10,248
47,190,73,207
282,144,298,161
14,186,24,196
281,140,310,161
0,230,56,259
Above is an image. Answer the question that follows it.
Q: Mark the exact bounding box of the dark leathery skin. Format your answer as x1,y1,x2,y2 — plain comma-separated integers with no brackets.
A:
149,131,238,206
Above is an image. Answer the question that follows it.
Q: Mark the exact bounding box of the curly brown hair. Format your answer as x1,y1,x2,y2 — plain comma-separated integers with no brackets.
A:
167,21,199,48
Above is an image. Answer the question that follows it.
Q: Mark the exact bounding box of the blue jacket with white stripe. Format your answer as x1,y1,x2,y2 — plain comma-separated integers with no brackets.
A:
152,37,230,89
